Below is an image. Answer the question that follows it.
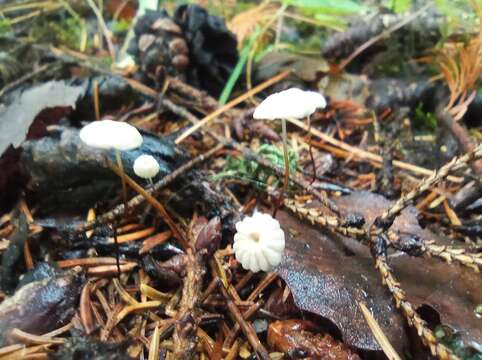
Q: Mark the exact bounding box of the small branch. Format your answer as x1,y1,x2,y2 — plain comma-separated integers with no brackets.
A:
373,241,459,360
218,283,270,360
377,143,482,230
0,63,52,98
286,117,463,183
284,198,366,238
172,249,204,359
76,144,222,232
287,198,482,274
436,106,482,173
174,71,290,144
108,162,191,251
422,242,482,273
85,0,116,61
337,4,431,71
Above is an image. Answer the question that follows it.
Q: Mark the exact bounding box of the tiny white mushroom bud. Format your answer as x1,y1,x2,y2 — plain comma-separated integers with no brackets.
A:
233,212,285,272
79,119,143,151
133,154,160,179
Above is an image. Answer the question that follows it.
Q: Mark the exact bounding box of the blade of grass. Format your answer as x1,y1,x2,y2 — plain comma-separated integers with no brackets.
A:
218,27,262,105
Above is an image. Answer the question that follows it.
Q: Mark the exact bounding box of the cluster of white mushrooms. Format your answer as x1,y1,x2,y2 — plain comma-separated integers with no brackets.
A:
79,87,325,274
79,120,161,193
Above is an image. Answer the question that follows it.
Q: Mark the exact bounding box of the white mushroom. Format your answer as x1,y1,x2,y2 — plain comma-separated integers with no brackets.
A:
133,154,160,185
233,212,285,272
79,119,143,151
79,120,143,212
253,88,326,193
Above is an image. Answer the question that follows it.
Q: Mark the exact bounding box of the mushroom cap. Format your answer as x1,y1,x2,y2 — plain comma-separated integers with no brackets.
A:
133,154,160,179
79,120,143,151
233,212,285,272
253,88,326,120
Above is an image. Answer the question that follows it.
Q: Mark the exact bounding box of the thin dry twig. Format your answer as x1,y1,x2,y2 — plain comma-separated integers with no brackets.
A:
377,143,481,229
359,302,402,360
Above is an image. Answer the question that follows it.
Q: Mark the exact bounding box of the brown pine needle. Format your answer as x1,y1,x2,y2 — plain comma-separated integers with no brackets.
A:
359,302,401,360
140,283,172,303
87,262,137,276
0,344,25,357
108,162,191,251
93,80,100,120
10,329,65,345
286,117,463,183
139,230,172,254
148,325,161,360
107,227,156,244
443,200,462,226
115,301,162,326
57,257,127,268
80,282,95,335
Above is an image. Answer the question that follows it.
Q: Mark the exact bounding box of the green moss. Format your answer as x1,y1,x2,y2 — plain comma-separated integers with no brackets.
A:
213,144,298,189
434,325,482,360
413,103,438,133
30,17,84,49
111,19,132,34
0,18,12,36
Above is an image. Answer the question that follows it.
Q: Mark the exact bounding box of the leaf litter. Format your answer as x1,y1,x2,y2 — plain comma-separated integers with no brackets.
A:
0,1,481,360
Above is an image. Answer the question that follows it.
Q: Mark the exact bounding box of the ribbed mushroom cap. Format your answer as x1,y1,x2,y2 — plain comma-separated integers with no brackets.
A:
233,212,285,272
79,120,143,151
253,88,326,120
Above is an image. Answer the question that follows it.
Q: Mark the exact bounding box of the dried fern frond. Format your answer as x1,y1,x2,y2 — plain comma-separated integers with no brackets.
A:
227,2,278,45
424,7,482,120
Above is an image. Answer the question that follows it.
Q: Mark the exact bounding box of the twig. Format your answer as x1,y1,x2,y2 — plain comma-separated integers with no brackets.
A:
377,143,482,230
108,162,191,251
284,198,366,238
337,4,431,71
0,63,52,98
218,283,270,360
174,71,290,144
286,117,463,183
85,0,116,61
76,144,222,232
172,249,204,359
373,240,459,360
422,242,482,273
223,302,262,348
436,105,482,173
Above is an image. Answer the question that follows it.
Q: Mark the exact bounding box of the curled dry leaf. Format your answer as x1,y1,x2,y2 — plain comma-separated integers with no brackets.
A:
195,216,221,256
268,319,361,360
0,81,85,157
0,267,84,346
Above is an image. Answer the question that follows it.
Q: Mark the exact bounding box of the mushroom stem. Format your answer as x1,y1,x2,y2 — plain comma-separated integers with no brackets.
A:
114,149,128,217
306,115,316,184
148,178,154,188
281,118,290,194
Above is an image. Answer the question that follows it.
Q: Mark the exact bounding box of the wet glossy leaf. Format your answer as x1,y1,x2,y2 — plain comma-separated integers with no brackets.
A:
276,191,482,353
0,81,84,157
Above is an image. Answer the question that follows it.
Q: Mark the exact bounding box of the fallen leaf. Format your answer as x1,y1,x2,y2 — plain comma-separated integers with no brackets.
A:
276,191,482,353
0,81,85,157
255,52,329,84
335,192,482,346
275,209,407,352
268,319,361,359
